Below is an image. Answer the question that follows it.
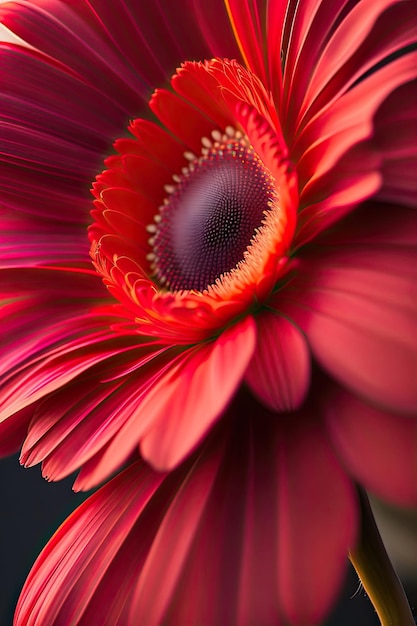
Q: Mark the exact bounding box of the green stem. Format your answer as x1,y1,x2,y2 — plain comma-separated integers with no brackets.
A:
349,488,415,626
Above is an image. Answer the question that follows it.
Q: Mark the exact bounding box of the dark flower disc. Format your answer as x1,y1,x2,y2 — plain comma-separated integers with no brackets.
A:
152,137,279,292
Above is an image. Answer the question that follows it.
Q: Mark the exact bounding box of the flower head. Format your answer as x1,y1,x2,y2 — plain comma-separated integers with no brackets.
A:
1,0,417,624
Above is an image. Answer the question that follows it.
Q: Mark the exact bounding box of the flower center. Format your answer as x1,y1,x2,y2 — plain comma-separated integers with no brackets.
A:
149,129,279,292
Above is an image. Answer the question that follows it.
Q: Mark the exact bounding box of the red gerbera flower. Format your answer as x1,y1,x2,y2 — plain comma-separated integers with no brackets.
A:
1,0,416,624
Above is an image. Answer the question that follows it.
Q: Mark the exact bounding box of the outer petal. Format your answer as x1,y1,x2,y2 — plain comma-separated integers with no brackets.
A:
325,389,417,507
0,0,240,242
0,405,34,456
0,268,174,485
245,311,311,412
277,237,417,415
0,0,240,130
315,200,417,248
276,416,357,624
293,50,417,242
88,316,256,480
280,0,352,121
15,393,357,626
0,0,236,100
0,213,88,267
375,79,417,207
293,0,417,132
0,310,139,424
14,460,167,626
223,0,268,85
0,45,130,222
140,316,257,469
0,268,108,382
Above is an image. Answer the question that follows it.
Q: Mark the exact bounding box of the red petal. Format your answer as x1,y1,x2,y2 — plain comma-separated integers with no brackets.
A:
72,316,255,488
130,445,227,625
15,460,166,626
0,295,141,427
316,201,417,248
0,268,105,378
277,244,417,415
375,79,417,207
276,418,357,624
149,87,219,153
295,50,417,174
280,0,351,126
128,119,185,171
140,316,256,470
16,394,357,626
0,1,150,107
245,312,311,411
0,212,88,268
294,51,417,241
171,61,234,130
19,342,171,485
38,352,171,483
325,390,417,506
0,405,33,456
222,0,268,86
295,0,417,132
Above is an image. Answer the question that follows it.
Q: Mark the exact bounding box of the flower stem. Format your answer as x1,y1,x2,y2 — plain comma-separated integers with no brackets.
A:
349,488,415,626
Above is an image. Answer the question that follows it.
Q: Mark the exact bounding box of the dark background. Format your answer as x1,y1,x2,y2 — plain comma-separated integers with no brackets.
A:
1,454,416,625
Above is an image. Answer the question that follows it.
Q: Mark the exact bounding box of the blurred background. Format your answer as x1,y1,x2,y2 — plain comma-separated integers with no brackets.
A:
1,453,416,625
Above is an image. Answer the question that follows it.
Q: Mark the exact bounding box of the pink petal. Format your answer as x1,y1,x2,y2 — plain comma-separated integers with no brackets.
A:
220,0,268,86
71,316,255,489
316,201,417,248
71,0,238,86
130,444,227,626
0,0,237,230
140,316,256,470
0,405,33,456
0,0,237,103
296,159,382,245
0,328,121,422
265,0,287,103
0,212,88,267
2,120,104,174
14,460,166,626
186,0,241,61
293,50,417,242
134,407,356,625
375,79,417,207
0,158,93,222
280,0,351,125
245,311,311,411
0,268,106,378
277,244,417,415
0,46,130,221
16,393,357,626
0,292,150,431
296,0,417,131
276,417,357,624
295,50,417,176
325,389,417,506
0,2,150,107
1,47,125,140
23,346,169,484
